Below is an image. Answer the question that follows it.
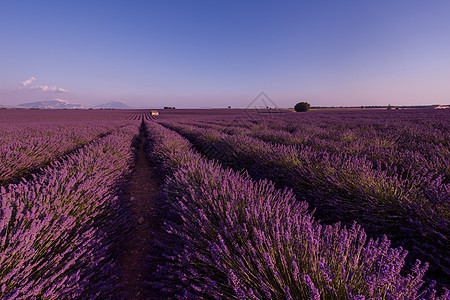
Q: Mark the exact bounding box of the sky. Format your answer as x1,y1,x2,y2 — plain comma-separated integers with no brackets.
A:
1,0,450,108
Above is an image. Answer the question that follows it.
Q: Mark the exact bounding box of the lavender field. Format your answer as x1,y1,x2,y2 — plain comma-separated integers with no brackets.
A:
0,108,449,299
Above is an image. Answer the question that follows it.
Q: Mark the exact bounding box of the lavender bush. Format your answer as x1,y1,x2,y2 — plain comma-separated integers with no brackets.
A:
145,121,446,299
0,121,127,185
189,109,449,181
0,125,137,299
159,113,449,290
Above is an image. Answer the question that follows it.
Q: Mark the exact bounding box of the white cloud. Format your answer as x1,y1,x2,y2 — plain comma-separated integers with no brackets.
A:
30,85,69,93
18,77,69,93
21,77,37,87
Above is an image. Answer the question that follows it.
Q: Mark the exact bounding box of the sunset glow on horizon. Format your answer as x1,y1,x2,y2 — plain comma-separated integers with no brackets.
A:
1,0,449,108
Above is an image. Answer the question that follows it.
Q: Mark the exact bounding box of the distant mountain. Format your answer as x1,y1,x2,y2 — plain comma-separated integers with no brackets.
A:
94,101,131,109
17,99,82,109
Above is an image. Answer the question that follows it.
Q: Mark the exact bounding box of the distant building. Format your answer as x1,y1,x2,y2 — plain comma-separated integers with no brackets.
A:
434,105,449,109
151,110,159,116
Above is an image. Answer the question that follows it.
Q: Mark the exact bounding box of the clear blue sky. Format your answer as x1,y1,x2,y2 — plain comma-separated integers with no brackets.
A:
1,0,449,108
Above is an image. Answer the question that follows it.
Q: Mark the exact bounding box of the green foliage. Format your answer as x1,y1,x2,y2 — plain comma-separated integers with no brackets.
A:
294,102,310,112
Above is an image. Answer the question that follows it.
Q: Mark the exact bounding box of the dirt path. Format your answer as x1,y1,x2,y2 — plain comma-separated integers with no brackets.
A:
118,124,163,299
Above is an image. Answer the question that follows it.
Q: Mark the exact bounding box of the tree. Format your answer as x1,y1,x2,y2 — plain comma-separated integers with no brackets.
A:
294,102,310,112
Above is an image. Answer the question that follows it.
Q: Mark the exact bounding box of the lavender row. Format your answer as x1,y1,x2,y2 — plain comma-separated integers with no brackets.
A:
190,110,450,182
0,124,138,299
160,120,450,290
170,117,450,248
144,121,446,299
0,121,128,185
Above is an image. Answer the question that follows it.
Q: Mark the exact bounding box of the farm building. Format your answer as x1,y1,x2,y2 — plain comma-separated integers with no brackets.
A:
151,110,159,116
434,105,449,109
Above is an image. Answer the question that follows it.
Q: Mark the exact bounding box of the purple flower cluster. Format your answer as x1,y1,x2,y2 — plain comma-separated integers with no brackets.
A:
184,109,449,181
0,125,137,299
0,121,127,185
144,121,447,299
159,109,449,290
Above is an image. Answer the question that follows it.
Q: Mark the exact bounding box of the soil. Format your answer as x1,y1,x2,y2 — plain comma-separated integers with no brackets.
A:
118,125,163,299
